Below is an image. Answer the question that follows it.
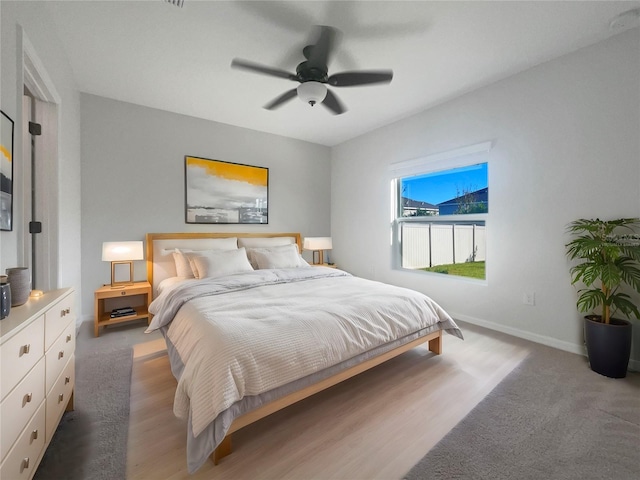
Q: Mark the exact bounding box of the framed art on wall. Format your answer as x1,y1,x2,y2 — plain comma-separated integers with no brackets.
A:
1,110,14,231
185,156,268,224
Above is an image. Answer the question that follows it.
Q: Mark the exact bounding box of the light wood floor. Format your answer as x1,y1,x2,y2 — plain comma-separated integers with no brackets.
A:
127,323,532,479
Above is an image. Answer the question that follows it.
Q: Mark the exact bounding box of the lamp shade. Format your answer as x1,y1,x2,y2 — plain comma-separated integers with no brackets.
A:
102,241,144,262
297,81,327,106
303,237,333,251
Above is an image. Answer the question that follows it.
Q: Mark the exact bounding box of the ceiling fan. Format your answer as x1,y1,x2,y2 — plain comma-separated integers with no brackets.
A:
231,26,393,115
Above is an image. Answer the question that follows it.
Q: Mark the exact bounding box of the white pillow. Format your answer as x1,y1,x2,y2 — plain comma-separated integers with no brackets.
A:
173,250,196,278
173,241,238,278
190,248,254,279
298,256,310,267
249,244,306,269
245,244,297,269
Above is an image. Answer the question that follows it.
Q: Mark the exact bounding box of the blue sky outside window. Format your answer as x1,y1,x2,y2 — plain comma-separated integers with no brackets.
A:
400,163,488,216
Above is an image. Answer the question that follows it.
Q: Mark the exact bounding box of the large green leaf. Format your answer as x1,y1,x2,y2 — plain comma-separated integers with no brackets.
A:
611,293,640,319
569,263,591,285
579,263,605,287
566,238,604,260
600,262,622,289
577,289,606,313
617,258,640,292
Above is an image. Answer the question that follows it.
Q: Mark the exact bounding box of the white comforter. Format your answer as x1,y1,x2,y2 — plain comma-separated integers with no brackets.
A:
147,268,462,439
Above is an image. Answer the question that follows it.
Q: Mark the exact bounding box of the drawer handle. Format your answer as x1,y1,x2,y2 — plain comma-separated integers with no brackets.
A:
66,334,72,342
61,309,66,317
65,376,71,385
58,350,64,359
32,429,38,441
58,393,64,403
22,457,30,471
20,344,31,355
24,392,33,405
65,307,71,314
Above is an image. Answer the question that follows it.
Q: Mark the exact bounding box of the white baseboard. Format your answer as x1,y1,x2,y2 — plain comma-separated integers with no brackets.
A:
450,311,639,373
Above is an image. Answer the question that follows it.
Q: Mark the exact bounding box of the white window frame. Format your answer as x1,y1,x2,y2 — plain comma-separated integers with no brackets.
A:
389,141,492,282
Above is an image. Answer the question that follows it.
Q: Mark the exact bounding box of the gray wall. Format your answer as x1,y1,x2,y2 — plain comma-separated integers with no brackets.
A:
331,29,640,366
80,94,331,319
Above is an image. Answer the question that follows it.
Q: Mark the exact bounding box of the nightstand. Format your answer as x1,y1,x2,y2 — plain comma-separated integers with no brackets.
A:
94,281,152,337
311,263,338,268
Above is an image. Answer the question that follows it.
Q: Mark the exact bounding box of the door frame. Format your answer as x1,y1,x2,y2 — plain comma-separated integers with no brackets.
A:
18,26,61,290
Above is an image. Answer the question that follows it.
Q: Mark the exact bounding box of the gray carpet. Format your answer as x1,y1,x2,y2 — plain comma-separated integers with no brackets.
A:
404,344,640,480
34,320,161,480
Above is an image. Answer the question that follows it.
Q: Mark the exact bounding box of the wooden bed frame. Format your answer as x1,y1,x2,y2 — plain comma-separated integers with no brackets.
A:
145,232,443,465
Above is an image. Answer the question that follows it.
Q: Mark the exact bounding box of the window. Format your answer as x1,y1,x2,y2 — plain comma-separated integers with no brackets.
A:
390,143,490,280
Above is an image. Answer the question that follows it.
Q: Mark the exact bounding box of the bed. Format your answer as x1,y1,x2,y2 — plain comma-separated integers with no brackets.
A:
144,232,463,473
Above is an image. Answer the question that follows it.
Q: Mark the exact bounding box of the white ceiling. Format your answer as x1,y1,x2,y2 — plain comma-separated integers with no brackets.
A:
45,1,639,146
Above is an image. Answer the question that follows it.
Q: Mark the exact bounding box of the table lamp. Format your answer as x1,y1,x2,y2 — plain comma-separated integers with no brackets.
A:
102,241,144,288
303,237,333,265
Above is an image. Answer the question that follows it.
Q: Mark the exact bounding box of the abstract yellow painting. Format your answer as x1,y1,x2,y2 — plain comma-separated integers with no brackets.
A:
0,111,14,231
185,156,268,224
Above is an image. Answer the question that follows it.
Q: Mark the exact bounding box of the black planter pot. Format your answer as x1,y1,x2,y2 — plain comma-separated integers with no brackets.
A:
584,316,632,378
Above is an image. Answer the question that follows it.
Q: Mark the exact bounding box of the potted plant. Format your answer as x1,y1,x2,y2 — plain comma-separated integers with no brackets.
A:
566,218,640,378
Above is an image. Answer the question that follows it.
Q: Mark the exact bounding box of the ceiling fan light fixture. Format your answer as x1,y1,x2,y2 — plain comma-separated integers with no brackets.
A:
297,81,327,107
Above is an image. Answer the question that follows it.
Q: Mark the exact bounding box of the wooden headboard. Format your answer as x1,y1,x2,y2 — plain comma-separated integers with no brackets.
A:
146,232,301,297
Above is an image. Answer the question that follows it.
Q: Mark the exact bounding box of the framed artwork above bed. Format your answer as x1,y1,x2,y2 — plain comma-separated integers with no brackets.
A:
185,156,268,225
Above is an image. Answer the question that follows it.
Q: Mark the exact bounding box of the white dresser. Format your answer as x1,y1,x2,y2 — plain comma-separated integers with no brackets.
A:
0,288,75,480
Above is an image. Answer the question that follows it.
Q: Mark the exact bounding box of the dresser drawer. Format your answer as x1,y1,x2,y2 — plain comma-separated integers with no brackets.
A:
0,400,45,479
44,293,75,350
0,358,45,462
45,321,75,394
1,318,44,402
45,355,74,444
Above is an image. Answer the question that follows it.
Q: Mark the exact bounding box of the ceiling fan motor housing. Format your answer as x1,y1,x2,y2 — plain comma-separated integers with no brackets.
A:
296,61,329,83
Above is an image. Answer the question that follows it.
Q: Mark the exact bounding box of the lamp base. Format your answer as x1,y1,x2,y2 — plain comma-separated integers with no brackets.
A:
312,250,325,265
111,261,134,288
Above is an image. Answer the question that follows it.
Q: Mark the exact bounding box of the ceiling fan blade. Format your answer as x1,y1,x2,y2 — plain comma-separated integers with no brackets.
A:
328,70,393,87
231,59,298,81
307,25,337,70
322,89,346,115
264,89,298,110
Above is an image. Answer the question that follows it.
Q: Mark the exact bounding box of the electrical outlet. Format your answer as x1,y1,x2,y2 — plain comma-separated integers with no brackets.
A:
523,292,535,306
